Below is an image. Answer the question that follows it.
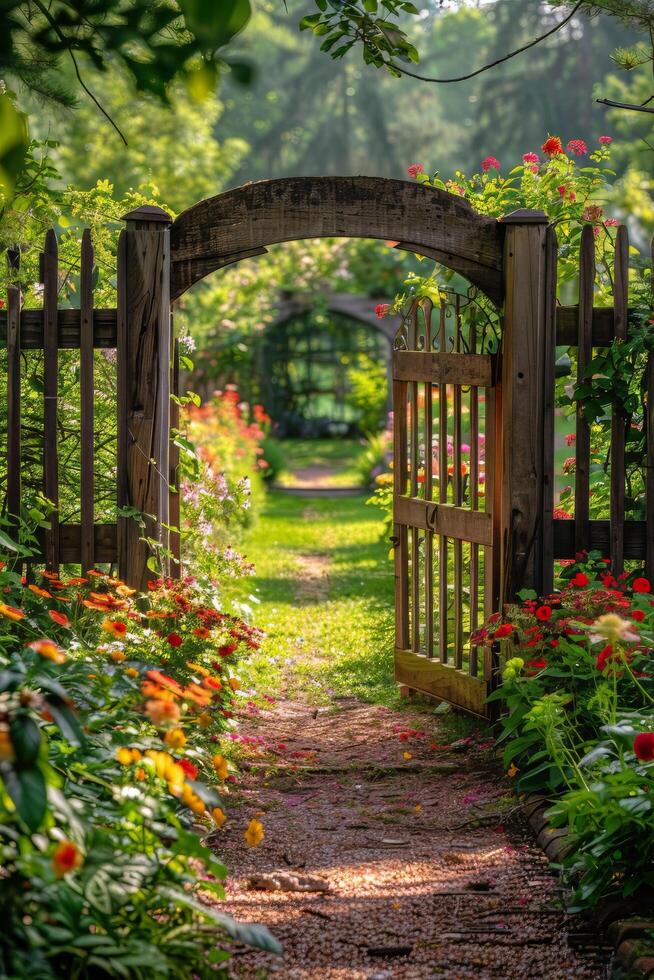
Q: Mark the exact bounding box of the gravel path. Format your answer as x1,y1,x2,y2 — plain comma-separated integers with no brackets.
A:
213,696,611,979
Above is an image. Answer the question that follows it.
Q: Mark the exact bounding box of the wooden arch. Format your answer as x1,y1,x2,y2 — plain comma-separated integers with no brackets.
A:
170,176,504,305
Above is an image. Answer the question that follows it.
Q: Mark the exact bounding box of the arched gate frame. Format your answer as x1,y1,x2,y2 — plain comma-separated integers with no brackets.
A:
117,179,556,716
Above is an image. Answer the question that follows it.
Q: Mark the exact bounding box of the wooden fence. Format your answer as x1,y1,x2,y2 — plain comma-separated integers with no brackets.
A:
0,210,180,581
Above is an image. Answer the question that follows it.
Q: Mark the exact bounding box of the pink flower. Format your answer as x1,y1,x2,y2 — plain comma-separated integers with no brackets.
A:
522,152,539,164
481,156,500,173
557,185,567,196
604,218,619,227
599,135,613,145
568,191,576,202
567,139,587,156
375,303,390,319
407,163,424,178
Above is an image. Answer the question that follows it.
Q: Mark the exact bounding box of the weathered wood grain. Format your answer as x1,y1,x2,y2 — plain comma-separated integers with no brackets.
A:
540,224,557,595
393,376,410,651
395,496,493,546
79,229,95,572
395,648,488,716
647,236,654,582
42,230,59,571
553,519,646,561
575,226,594,557
611,226,629,575
6,264,21,525
170,177,504,304
393,350,494,386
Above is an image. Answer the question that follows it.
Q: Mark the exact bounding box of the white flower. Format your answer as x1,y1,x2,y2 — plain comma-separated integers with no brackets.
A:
589,613,639,645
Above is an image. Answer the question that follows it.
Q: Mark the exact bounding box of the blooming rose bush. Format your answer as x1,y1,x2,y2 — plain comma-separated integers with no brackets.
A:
483,552,654,909
0,555,279,977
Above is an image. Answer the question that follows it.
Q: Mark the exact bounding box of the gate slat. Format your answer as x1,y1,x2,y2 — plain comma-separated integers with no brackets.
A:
438,304,448,664
393,376,409,650
409,308,420,653
453,298,463,668
647,234,654,582
611,226,629,575
170,336,181,576
575,226,594,555
80,229,95,572
6,249,21,526
423,301,434,659
541,225,557,595
469,314,479,675
42,230,59,571
393,350,493,386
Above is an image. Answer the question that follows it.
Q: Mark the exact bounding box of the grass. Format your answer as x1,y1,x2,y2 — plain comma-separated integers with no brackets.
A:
274,438,367,487
232,488,399,706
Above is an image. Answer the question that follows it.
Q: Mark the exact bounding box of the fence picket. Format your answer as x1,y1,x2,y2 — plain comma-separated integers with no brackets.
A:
438,304,448,663
423,301,434,658
647,235,654,582
170,337,181,576
6,249,21,527
610,226,629,576
575,226,595,555
80,229,95,572
42,230,59,571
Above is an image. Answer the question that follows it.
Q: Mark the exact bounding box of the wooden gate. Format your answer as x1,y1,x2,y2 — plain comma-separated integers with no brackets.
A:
392,295,500,716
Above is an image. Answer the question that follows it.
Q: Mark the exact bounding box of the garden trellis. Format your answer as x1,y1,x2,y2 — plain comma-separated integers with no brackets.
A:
0,178,651,715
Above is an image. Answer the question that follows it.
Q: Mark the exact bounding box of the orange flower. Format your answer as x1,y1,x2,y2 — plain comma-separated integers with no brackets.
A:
0,728,15,762
110,650,126,663
145,670,184,697
196,712,213,728
67,577,88,586
244,818,264,848
28,639,66,664
125,667,139,678
116,584,136,597
102,618,127,639
202,676,222,692
28,584,53,599
186,660,210,677
49,609,71,628
228,677,241,692
52,840,83,877
0,602,25,622
141,680,175,702
164,727,187,749
212,807,227,828
193,627,211,639
183,683,211,706
145,699,180,726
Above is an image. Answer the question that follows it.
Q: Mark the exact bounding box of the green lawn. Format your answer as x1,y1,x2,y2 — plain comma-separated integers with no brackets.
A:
233,489,398,706
274,438,367,487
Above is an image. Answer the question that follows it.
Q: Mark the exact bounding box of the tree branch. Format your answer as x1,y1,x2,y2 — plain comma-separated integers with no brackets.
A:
596,96,654,113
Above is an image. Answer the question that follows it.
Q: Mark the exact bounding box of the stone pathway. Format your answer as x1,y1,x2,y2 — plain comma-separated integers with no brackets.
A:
214,696,612,979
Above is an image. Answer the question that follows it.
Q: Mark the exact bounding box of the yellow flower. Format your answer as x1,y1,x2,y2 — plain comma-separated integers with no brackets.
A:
110,650,126,663
164,727,187,750
212,807,227,828
102,618,127,640
125,667,139,678
213,753,229,782
197,712,213,728
28,639,66,664
116,584,136,597
244,818,264,848
0,602,25,622
186,660,210,677
228,677,241,692
135,767,146,781
116,747,134,766
189,795,206,815
507,763,519,778
403,751,412,761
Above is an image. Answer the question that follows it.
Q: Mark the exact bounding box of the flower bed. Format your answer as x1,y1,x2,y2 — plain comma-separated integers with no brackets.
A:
483,553,654,911
0,559,280,977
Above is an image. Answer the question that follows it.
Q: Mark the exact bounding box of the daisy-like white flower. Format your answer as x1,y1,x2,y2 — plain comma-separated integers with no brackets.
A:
589,613,639,645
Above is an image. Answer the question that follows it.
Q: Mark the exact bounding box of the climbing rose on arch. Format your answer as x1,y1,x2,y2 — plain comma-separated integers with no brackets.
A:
481,156,500,172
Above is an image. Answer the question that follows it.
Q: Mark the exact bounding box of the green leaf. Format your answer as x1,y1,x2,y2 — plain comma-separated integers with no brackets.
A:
10,715,41,766
179,0,251,48
4,765,47,831
0,94,29,203
299,13,323,29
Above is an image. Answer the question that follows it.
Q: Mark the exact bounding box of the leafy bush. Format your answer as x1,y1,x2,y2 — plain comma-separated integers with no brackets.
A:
0,551,280,977
485,554,654,909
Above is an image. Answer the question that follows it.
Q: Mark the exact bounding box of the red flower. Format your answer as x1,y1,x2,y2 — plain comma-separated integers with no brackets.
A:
49,609,71,628
494,623,513,639
407,163,424,178
570,572,589,587
481,156,500,172
193,627,211,639
599,135,612,145
631,609,646,622
526,657,547,670
179,758,198,780
167,633,183,647
522,152,539,164
375,303,390,319
553,508,571,520
536,605,551,622
557,185,567,197
218,643,238,657
633,732,654,762
567,138,587,156
633,577,651,594
542,135,564,156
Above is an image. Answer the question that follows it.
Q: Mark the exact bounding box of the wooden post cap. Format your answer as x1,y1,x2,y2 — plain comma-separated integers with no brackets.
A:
500,209,549,224
121,205,173,226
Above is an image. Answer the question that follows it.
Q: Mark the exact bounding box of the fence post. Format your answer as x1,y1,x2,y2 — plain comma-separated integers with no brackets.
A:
117,205,173,590
499,209,556,601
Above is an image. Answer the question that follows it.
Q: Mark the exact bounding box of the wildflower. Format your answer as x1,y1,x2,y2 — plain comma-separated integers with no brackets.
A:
562,456,576,474
180,758,198,780
145,670,184,697
110,650,126,663
604,218,619,227
28,584,53,599
481,155,500,172
570,572,589,587
582,204,603,222
167,633,183,647
116,747,135,765
599,135,612,145
212,807,227,828
407,163,424,178
553,508,571,519
49,610,71,628
633,577,651,594
0,728,14,762
145,699,181,726
634,732,654,762
375,303,390,319
164,727,187,749
557,185,567,197
522,152,539,164
102,618,127,639
213,753,229,782
228,677,241,692
202,675,222,692
596,643,630,673
507,763,519,778
494,623,513,639
567,138,587,156
403,751,412,760
218,643,238,657
0,602,25,622
244,818,265,847
590,613,639,645
52,840,83,878
125,667,139,678
565,433,576,446
631,609,646,622
542,135,564,156
28,639,66,663
536,605,551,622
193,627,211,639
